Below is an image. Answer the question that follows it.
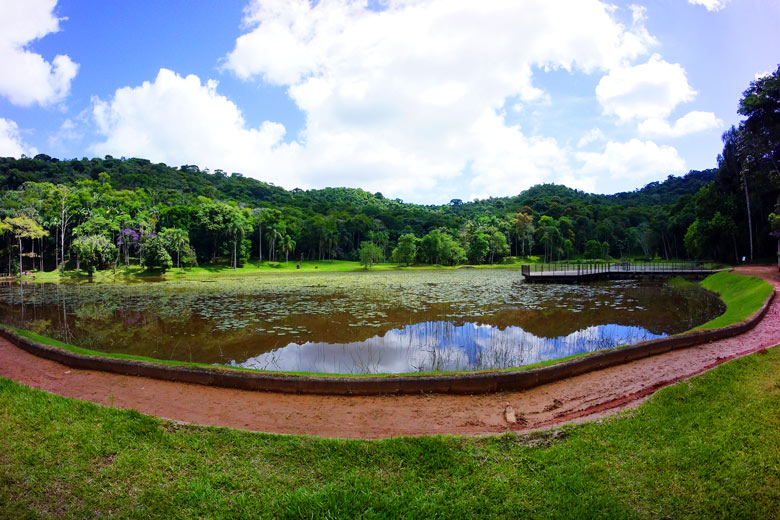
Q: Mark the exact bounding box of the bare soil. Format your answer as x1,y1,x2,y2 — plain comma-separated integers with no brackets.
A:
1,266,778,439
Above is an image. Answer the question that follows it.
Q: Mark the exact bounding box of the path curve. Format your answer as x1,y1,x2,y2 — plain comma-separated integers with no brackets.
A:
1,266,778,439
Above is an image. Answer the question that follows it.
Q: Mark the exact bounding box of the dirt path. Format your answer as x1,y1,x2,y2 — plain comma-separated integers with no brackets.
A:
1,266,778,439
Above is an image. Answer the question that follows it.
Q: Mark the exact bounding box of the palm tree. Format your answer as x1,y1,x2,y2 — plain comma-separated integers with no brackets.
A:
251,208,268,265
168,228,188,270
282,234,296,266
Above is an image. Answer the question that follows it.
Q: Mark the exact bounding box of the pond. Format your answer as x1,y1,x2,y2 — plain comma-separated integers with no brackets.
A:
0,269,725,374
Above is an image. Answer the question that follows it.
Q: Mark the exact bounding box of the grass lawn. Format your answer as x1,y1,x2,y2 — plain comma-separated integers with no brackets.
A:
1,345,779,518
26,256,548,282
25,256,724,282
694,271,774,330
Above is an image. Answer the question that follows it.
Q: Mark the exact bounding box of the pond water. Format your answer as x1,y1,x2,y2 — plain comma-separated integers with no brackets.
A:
0,269,724,374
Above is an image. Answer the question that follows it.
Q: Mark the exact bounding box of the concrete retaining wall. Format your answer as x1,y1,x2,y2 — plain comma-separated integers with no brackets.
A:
0,290,774,395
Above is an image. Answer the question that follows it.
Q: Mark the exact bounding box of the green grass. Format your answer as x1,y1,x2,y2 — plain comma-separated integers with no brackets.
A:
32,260,382,281
30,260,532,282
1,345,779,518
26,257,726,282
693,271,774,330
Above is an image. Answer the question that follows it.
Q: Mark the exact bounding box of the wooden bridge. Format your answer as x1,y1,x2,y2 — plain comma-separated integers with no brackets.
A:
521,261,717,284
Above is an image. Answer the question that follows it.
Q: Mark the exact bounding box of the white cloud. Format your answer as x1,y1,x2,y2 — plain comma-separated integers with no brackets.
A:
577,139,685,189
218,0,659,200
688,0,730,12
90,69,293,181
0,118,38,158
577,128,606,148
467,110,574,199
638,110,723,138
90,1,701,201
0,0,78,106
596,54,696,122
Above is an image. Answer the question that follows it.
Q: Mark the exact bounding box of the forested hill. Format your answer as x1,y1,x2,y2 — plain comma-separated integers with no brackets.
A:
0,64,776,271
0,154,714,213
0,151,729,269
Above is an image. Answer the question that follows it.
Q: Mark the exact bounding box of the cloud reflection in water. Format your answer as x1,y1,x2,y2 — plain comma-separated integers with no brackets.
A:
236,321,663,374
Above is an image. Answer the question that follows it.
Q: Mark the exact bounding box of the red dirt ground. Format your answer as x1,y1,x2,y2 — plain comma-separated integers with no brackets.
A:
1,266,778,439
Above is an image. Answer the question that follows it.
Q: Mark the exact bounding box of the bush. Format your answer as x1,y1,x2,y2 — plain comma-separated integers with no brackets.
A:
584,239,602,259
71,235,117,274
141,236,173,271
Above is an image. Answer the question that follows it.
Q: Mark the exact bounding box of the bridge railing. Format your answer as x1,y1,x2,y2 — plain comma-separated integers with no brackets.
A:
522,261,710,276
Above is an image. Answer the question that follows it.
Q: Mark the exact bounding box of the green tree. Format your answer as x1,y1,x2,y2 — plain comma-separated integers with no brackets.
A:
225,207,252,270
358,241,383,270
537,216,561,262
439,234,466,265
487,230,509,264
512,211,534,257
141,235,173,271
159,228,190,270
584,239,602,259
281,234,296,266
467,233,489,264
71,235,117,274
392,233,418,266
420,229,444,264
4,215,48,277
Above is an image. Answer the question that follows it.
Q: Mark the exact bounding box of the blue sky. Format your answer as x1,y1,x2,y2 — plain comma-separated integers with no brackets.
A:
0,0,778,204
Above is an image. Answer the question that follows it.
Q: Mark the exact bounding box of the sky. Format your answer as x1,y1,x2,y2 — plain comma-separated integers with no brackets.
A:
0,0,778,204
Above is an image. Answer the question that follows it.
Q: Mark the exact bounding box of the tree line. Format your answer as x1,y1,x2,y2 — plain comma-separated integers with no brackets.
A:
0,65,777,274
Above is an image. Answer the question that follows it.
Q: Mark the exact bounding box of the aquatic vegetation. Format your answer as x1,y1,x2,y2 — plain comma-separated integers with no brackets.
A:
0,269,724,373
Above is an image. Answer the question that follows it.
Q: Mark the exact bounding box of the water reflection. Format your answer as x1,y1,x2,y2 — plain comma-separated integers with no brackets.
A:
237,320,663,374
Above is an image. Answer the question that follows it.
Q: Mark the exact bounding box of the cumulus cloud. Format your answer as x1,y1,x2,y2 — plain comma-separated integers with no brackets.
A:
0,118,38,158
577,128,606,148
219,0,659,200
90,69,295,181
577,139,685,189
688,0,730,11
0,0,78,106
596,55,696,122
91,1,699,200
638,110,723,138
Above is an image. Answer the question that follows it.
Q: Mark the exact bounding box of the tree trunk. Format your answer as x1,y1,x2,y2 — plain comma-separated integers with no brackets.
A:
18,237,22,277
60,220,66,272
743,170,754,261
233,239,237,270
258,224,263,264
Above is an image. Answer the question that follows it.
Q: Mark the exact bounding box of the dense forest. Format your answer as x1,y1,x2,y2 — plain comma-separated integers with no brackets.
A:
0,66,777,274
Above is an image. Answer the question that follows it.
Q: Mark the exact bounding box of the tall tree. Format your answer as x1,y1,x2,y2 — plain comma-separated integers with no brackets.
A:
4,215,48,277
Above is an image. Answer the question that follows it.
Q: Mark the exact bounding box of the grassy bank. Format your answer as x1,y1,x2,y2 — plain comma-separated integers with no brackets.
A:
693,271,774,330
2,346,779,518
